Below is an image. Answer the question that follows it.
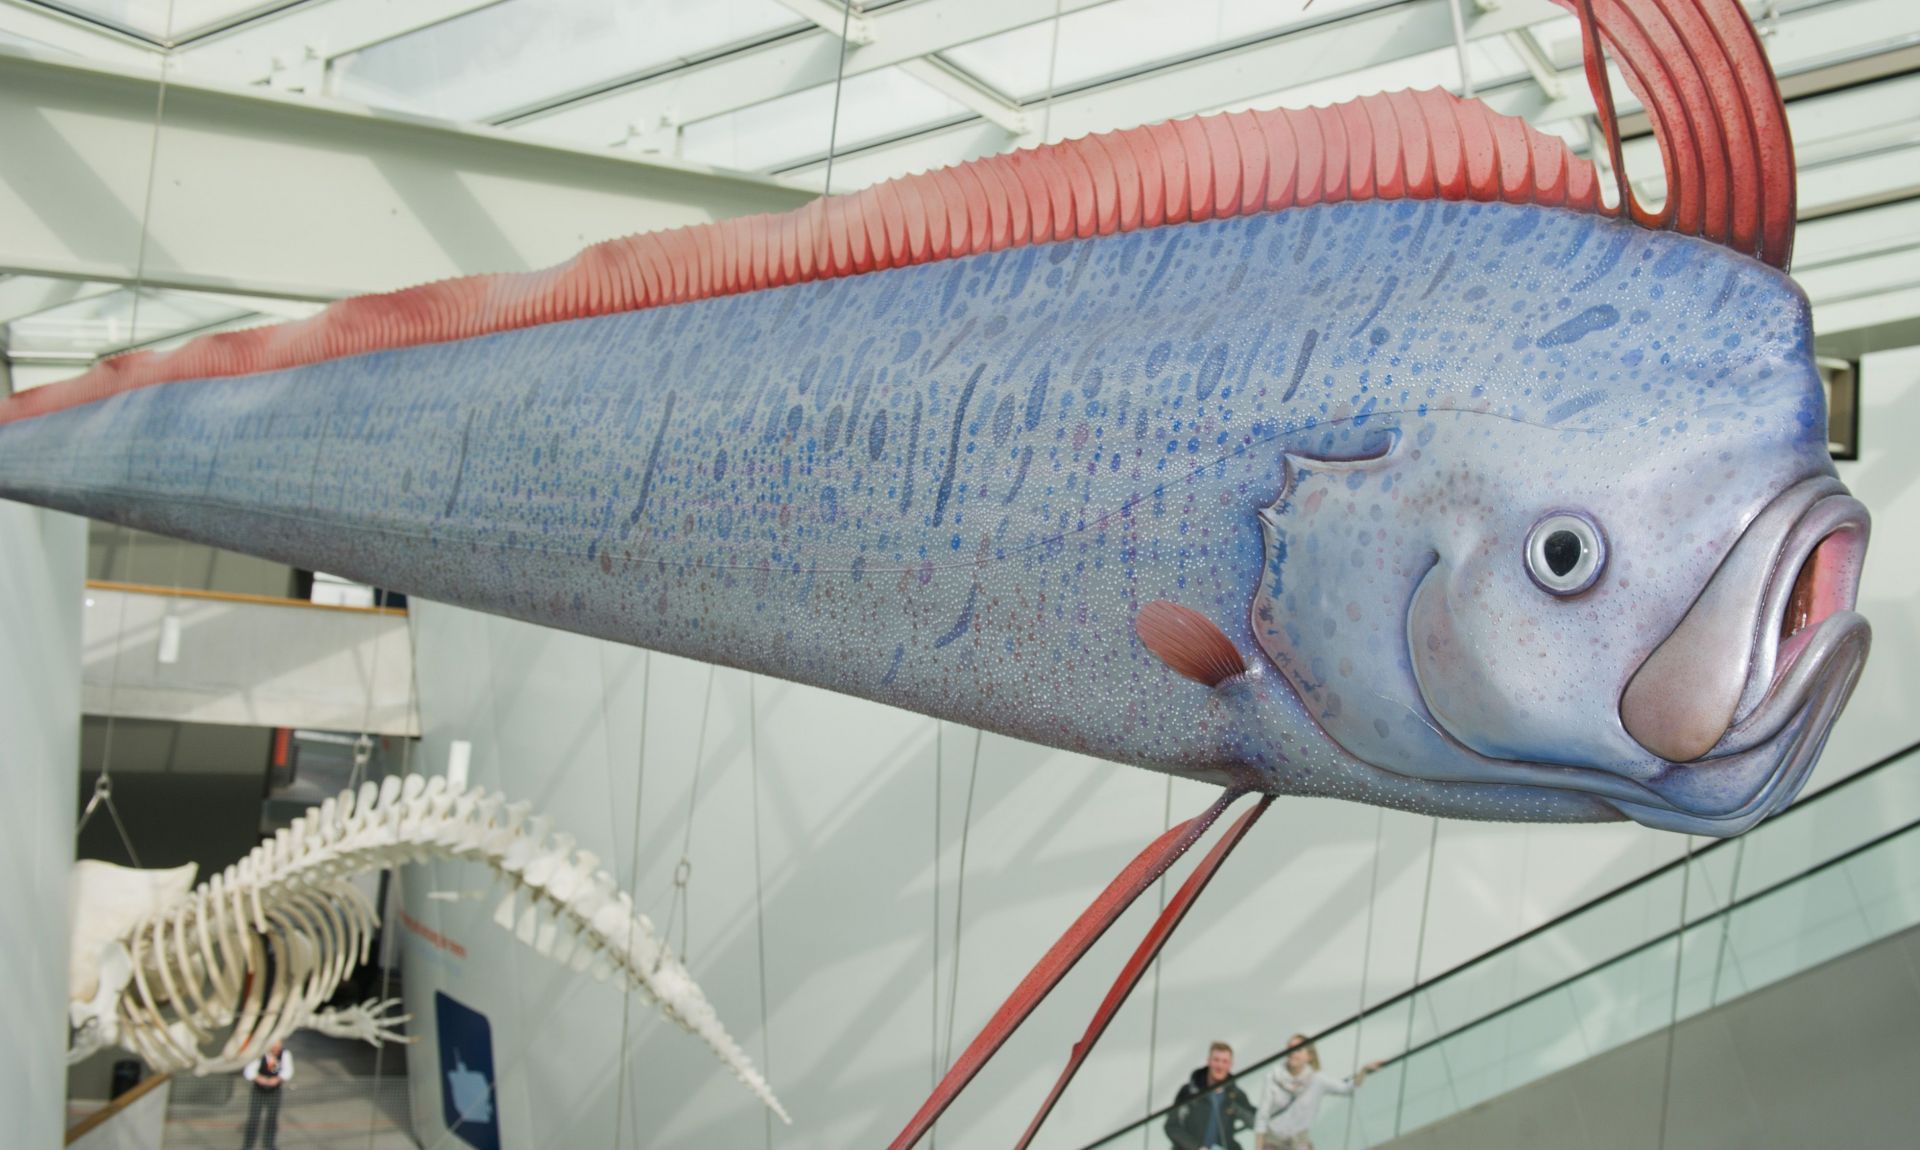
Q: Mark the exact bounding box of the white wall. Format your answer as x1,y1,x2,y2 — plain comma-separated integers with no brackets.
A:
80,585,416,735
398,347,1920,1150
0,503,83,1149
1383,924,1920,1150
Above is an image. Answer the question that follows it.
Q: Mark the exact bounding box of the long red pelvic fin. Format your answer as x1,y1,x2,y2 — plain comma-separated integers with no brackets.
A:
1137,600,1246,688
884,789,1246,1150
1013,795,1275,1150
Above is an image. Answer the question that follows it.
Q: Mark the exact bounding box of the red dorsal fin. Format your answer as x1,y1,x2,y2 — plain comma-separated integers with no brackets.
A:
1136,601,1245,688
2,90,1597,429
2,0,1795,428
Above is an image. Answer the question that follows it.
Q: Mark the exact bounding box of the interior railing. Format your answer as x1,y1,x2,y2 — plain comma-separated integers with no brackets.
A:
1081,739,1920,1149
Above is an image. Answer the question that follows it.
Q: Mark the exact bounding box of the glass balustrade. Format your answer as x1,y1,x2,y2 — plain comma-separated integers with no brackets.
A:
1083,742,1920,1150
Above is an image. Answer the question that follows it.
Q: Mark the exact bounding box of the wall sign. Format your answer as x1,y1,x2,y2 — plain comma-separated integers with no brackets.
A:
435,991,500,1150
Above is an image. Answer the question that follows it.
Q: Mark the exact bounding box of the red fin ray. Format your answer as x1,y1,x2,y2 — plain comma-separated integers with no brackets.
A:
1012,795,1275,1150
884,790,1254,1150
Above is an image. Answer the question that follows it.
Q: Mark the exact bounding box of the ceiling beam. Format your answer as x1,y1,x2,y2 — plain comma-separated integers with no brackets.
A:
1771,195,1920,334
772,0,874,46
503,0,1111,147
1797,197,1920,271
899,56,1026,135
0,43,813,302
1598,68,1920,218
1503,27,1564,102
1813,279,1920,335
0,274,117,323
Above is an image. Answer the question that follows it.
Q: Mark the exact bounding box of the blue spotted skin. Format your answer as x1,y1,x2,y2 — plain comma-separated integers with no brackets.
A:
0,200,1835,829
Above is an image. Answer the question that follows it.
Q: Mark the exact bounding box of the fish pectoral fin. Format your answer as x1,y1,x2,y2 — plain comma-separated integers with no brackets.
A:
1136,600,1247,687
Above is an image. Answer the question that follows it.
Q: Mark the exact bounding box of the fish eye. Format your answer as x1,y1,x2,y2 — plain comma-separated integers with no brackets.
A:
1525,512,1606,596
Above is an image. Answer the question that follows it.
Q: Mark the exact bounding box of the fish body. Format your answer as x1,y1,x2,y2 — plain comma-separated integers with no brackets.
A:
0,199,1863,834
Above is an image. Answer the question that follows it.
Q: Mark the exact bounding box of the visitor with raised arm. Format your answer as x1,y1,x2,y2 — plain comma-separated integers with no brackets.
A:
1253,1035,1383,1150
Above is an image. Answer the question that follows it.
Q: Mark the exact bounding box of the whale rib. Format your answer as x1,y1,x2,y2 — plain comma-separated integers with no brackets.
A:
66,771,788,1124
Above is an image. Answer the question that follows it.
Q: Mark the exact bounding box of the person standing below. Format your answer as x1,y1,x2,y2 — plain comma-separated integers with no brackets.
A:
1253,1034,1383,1150
1166,1041,1257,1150
239,1039,294,1150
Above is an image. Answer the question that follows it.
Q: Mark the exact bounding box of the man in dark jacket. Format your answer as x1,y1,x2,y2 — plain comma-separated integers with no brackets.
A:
1165,1041,1256,1150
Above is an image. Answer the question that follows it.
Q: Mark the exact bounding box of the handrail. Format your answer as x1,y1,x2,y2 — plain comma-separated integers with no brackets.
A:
65,1072,171,1145
1076,737,1920,1149
1389,806,1920,1071
86,578,408,616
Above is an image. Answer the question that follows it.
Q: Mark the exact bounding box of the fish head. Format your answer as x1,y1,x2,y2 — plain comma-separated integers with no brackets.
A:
1250,224,1869,835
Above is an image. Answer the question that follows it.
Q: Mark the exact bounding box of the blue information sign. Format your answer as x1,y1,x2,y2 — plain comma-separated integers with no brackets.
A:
435,991,500,1150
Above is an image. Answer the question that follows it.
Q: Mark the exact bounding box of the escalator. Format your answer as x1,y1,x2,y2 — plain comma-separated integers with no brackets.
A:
1081,740,1920,1149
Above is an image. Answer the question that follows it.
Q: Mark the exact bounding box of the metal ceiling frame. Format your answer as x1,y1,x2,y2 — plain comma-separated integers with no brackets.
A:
8,0,304,48
493,0,1112,138
2,0,1917,369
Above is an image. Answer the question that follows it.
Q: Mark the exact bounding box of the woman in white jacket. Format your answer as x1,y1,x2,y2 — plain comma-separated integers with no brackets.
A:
1254,1035,1382,1150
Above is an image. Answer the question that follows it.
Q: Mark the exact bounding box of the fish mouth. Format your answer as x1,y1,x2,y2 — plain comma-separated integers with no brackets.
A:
1614,475,1871,833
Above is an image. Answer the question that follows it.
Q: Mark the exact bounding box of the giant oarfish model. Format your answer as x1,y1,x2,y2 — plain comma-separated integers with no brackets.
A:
3,0,1869,1142
65,771,788,1120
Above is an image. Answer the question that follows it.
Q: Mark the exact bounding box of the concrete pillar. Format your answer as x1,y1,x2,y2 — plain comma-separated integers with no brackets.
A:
0,502,84,1147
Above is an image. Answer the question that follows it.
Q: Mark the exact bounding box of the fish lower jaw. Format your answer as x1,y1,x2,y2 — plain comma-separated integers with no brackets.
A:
1621,612,1870,836
1712,608,1870,762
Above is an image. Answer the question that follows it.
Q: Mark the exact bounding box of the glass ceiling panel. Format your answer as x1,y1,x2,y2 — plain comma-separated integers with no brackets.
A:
680,65,968,174
1201,38,1525,119
330,0,802,126
946,0,1390,104
40,0,285,41
6,288,252,360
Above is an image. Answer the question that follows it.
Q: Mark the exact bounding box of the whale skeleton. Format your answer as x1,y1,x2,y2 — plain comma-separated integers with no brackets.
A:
65,770,788,1123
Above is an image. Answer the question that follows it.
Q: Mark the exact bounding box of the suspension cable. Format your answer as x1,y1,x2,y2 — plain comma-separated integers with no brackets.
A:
609,646,653,1147
750,676,775,1149
81,524,143,868
940,729,983,1075
659,665,718,967
1390,819,1443,1137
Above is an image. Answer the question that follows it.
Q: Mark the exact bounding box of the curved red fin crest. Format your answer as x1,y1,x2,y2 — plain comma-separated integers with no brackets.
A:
1559,0,1795,268
1137,600,1245,688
